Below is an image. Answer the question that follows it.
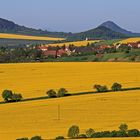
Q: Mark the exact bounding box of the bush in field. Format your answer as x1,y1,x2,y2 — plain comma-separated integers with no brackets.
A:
12,93,23,102
119,123,128,132
91,132,102,138
67,125,80,138
93,84,108,92
30,136,42,140
2,90,23,102
86,128,95,138
46,89,57,98
100,131,111,137
111,83,122,91
110,130,119,137
128,129,140,137
57,88,68,97
116,130,128,137
2,90,13,102
16,138,29,140
55,136,65,139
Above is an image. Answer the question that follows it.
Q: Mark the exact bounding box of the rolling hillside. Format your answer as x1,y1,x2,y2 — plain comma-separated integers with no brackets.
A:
68,26,128,40
0,18,130,41
100,21,140,37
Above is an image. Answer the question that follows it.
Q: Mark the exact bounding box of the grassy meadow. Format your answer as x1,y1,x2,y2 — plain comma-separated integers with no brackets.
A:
0,33,64,41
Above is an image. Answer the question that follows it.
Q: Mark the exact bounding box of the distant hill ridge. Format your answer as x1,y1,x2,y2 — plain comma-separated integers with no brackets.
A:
0,18,140,40
100,20,140,36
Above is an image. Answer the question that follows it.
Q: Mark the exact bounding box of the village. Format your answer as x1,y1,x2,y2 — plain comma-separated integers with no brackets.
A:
37,40,140,58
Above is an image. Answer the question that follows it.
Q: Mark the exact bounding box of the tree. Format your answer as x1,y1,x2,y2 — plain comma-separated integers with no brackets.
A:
57,88,68,97
67,125,80,138
12,93,23,102
46,89,57,98
2,90,13,102
86,128,95,138
111,83,122,91
30,136,42,140
119,123,128,132
128,129,140,137
116,131,128,137
93,84,108,92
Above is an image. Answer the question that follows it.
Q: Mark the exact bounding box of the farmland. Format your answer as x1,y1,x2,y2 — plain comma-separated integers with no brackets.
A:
0,33,64,41
0,90,140,139
117,37,140,44
0,62,140,100
0,62,140,139
47,40,100,47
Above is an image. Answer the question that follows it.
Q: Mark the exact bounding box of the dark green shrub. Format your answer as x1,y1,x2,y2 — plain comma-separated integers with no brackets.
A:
16,138,29,140
116,131,128,137
55,136,65,139
46,89,57,98
57,88,68,97
86,128,95,138
2,90,13,102
119,123,128,132
12,93,23,102
91,132,102,138
128,129,140,137
67,125,80,138
2,90,23,102
100,131,111,137
110,130,118,137
94,84,108,92
111,83,122,91
30,136,42,140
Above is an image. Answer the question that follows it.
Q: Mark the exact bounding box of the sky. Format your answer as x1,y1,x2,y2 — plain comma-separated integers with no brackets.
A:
0,0,140,33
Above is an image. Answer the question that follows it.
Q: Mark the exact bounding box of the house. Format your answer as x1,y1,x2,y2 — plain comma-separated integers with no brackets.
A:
116,42,140,49
94,45,114,54
38,45,72,58
127,42,140,48
37,46,48,51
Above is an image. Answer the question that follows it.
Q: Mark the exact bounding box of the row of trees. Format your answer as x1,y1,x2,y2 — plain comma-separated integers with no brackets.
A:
2,90,23,102
94,82,122,93
56,123,140,139
17,135,42,140
46,88,69,98
16,124,140,140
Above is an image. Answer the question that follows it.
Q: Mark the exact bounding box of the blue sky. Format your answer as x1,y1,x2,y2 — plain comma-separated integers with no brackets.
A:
0,0,140,32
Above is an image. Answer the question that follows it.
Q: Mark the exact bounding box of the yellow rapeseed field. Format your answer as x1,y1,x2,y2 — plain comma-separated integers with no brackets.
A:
0,62,140,139
117,37,140,44
0,90,139,139
47,40,100,47
0,62,140,100
0,33,64,41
